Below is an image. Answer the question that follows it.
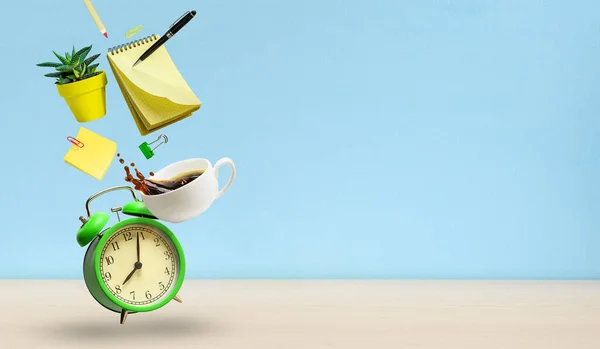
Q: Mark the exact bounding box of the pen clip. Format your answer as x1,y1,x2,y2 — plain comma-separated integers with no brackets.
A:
169,11,191,29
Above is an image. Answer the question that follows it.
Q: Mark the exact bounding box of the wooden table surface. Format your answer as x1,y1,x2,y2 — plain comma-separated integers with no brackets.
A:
0,280,598,349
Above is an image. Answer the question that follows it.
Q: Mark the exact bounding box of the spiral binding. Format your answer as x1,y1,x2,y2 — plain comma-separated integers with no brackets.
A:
108,34,158,55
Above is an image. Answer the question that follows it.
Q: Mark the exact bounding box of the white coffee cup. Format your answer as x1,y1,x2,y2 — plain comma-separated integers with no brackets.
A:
142,158,236,223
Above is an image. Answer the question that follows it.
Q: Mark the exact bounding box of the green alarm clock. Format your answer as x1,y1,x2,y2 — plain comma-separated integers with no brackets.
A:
76,186,186,325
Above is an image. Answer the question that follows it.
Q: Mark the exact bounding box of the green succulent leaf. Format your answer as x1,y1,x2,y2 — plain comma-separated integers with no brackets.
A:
73,46,92,63
76,54,87,67
87,63,99,72
44,72,62,78
82,72,98,79
53,51,68,65
56,65,74,73
37,61,61,68
83,53,100,66
45,46,99,83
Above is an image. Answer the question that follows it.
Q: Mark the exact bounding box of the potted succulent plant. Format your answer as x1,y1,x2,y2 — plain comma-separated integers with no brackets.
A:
37,45,107,123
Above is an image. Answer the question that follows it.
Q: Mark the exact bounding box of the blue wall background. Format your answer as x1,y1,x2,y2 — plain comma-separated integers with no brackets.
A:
0,0,598,279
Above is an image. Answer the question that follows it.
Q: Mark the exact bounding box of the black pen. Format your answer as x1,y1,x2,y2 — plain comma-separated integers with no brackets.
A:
132,10,197,67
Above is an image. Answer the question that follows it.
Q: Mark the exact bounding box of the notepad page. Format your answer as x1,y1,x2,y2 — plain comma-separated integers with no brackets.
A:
108,58,148,134
106,37,201,133
108,57,196,135
107,36,200,106
121,66,198,127
107,58,142,125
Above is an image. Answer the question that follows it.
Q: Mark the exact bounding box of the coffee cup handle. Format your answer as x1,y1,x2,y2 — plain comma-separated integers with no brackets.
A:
214,157,236,198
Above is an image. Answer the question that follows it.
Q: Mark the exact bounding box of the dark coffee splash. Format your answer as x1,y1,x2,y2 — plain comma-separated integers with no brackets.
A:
117,154,205,196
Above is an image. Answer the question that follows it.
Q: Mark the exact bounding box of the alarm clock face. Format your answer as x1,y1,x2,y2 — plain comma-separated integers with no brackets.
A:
98,223,180,308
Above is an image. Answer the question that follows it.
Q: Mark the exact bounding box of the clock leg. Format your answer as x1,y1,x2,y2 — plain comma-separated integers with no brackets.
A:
120,309,129,325
173,295,182,303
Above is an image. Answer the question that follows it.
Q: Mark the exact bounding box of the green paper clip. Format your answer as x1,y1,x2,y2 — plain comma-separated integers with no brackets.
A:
139,134,168,159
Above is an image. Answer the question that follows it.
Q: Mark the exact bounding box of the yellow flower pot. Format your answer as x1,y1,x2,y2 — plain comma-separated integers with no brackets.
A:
56,71,108,123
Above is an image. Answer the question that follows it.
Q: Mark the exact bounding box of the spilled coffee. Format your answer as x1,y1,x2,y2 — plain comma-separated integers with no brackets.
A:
117,154,205,196
145,169,206,195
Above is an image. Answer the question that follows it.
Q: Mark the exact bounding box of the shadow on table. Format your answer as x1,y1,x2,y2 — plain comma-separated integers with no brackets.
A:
42,314,221,340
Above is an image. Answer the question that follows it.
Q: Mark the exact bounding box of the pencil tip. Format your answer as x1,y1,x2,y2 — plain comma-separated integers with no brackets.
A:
103,32,108,38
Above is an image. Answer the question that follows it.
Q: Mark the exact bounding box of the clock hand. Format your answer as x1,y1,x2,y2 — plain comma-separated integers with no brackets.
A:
122,261,143,285
123,232,143,286
122,267,137,285
136,231,141,263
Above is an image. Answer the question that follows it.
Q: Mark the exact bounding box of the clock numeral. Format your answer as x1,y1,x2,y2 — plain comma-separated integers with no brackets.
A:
140,232,145,240
123,232,133,242
104,272,112,281
158,281,165,291
154,237,160,247
164,250,171,260
130,291,135,300
115,285,122,294
145,290,152,299
105,256,114,265
111,242,120,251
165,267,170,275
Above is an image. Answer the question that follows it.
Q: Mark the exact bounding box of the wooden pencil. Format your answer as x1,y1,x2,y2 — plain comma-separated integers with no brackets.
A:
83,0,108,38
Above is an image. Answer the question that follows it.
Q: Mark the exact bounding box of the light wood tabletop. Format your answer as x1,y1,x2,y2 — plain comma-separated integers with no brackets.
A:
0,280,598,349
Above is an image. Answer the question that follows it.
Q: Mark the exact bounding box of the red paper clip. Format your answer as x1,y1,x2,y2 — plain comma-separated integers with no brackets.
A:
67,136,84,148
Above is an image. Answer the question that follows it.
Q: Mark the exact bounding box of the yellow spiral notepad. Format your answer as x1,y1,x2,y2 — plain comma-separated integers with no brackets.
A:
106,35,201,136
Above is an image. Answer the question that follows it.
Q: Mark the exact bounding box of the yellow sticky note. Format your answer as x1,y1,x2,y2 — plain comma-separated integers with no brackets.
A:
64,127,117,180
